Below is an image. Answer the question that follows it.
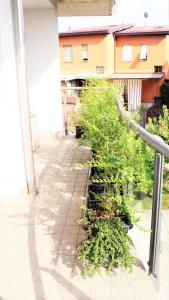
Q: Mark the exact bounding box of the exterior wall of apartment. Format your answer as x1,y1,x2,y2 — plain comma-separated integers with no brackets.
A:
165,35,169,77
142,80,161,103
106,33,115,74
24,8,63,142
59,33,114,75
115,35,167,73
0,0,28,196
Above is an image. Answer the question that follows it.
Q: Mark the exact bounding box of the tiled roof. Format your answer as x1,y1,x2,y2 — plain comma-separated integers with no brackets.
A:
59,24,133,36
114,26,169,36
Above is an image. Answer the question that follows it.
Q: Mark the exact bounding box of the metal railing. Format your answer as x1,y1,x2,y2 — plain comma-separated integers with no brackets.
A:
62,86,169,278
117,99,169,278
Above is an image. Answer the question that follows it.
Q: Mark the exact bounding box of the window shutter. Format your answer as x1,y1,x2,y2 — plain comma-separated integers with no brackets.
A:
140,45,147,60
63,46,72,62
82,44,88,60
122,46,132,62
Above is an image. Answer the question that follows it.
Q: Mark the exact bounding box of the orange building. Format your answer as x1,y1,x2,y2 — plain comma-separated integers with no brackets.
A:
114,26,169,109
59,25,169,110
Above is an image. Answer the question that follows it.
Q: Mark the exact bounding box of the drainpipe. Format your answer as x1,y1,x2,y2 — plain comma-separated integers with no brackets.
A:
11,0,37,195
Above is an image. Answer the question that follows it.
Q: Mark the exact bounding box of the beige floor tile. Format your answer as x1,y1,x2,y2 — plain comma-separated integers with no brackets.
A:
61,233,78,244
76,177,88,183
126,265,148,281
70,202,83,209
63,225,80,234
130,279,159,300
57,209,68,217
67,209,82,218
58,202,70,209
91,273,112,284
65,217,79,226
70,282,91,300
58,244,77,256
74,186,86,192
54,216,67,225
73,191,86,197
111,282,135,300
91,282,113,300
111,269,128,283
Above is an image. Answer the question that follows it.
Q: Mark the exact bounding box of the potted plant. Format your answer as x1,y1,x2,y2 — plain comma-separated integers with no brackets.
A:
78,217,135,275
76,78,151,275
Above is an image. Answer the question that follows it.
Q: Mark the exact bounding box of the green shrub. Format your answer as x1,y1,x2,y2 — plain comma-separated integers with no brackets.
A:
78,218,134,275
76,78,154,275
160,80,169,108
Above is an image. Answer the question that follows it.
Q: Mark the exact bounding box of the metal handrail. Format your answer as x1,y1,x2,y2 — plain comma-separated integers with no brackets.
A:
117,98,167,279
117,99,169,158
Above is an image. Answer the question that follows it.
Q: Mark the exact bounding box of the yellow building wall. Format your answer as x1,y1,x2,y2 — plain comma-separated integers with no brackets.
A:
59,34,114,75
165,35,169,78
115,35,167,73
106,33,114,74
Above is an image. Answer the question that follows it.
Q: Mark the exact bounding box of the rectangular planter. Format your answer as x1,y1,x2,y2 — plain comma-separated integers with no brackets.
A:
75,126,84,138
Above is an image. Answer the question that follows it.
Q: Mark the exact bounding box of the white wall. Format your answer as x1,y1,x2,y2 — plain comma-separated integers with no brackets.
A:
0,0,27,196
24,8,63,141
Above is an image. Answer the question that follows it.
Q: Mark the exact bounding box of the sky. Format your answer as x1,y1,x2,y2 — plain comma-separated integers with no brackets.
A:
58,0,169,32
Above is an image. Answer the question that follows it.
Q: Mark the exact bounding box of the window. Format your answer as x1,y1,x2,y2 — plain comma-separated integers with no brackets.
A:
154,65,163,73
122,45,132,62
63,45,72,62
82,44,88,61
140,45,147,60
96,66,104,74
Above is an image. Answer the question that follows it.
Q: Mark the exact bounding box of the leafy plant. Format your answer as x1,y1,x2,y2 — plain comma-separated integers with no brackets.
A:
160,80,169,108
147,105,169,144
78,218,135,276
76,78,150,275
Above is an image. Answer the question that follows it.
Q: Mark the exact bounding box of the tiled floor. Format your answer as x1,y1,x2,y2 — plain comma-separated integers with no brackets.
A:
0,135,169,300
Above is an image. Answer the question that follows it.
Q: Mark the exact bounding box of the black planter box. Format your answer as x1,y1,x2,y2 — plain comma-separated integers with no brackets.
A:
75,126,84,139
90,166,105,178
88,183,114,199
119,214,133,230
84,183,133,231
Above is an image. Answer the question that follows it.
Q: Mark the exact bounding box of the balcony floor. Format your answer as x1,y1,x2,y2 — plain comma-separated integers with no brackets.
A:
0,135,168,300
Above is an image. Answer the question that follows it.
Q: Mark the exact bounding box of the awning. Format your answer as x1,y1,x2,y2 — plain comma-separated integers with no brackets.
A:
110,73,164,80
61,72,164,81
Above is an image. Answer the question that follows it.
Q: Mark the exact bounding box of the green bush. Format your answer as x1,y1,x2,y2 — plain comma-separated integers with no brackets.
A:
76,78,154,275
160,80,169,108
147,105,169,144
78,218,134,275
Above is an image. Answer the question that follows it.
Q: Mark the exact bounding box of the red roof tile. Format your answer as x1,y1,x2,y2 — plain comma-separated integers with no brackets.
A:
114,26,169,36
59,24,133,36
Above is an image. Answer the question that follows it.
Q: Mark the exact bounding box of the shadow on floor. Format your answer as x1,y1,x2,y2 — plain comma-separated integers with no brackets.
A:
28,137,91,300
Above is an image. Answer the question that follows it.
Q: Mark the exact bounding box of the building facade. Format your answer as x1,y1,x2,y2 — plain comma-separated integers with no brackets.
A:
59,25,169,110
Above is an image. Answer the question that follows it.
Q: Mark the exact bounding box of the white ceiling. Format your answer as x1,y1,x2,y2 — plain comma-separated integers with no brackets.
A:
23,0,113,16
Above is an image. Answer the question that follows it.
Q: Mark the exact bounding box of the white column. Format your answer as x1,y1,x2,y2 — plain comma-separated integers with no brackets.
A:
0,0,26,196
127,79,142,111
24,8,63,143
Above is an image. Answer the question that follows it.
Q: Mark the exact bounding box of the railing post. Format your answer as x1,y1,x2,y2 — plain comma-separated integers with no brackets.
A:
148,151,164,278
63,90,68,135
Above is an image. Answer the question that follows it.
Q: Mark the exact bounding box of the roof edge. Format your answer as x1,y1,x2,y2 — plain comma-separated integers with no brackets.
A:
59,30,108,37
